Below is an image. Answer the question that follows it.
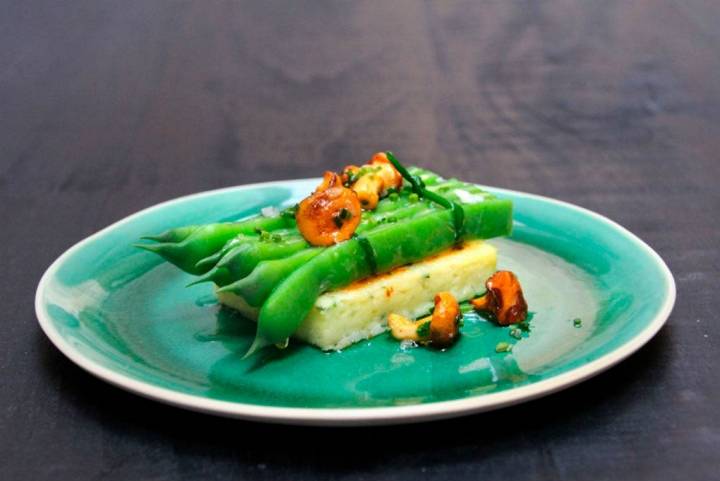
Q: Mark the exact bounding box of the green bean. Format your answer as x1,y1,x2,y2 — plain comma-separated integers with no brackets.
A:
140,225,200,243
216,248,322,307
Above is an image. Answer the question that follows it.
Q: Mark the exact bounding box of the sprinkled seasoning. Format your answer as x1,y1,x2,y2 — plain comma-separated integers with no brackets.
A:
346,165,382,185
256,229,274,242
509,328,522,339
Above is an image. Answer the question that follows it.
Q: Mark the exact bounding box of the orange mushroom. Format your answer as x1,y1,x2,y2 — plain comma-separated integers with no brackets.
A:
430,291,461,348
342,152,403,210
295,172,362,246
368,152,404,190
387,313,426,342
387,291,461,348
471,271,528,325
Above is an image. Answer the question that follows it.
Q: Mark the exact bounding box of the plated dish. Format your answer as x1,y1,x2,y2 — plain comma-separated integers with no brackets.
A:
137,153,524,356
35,154,675,425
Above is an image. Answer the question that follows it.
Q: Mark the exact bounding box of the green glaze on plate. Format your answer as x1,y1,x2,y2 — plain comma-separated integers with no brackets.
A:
35,180,675,425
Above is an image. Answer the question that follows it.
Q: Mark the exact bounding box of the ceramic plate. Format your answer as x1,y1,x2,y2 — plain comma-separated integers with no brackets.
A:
35,179,675,425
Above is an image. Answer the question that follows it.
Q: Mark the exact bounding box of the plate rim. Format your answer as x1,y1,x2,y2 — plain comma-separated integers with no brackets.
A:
35,179,676,426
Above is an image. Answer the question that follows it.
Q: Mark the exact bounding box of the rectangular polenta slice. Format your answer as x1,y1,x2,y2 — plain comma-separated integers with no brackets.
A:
216,240,497,351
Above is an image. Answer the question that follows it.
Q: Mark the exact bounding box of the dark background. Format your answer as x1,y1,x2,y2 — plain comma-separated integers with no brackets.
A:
2,1,719,480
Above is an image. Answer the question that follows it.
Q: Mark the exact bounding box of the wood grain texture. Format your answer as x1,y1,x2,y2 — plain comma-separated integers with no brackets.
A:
1,1,719,480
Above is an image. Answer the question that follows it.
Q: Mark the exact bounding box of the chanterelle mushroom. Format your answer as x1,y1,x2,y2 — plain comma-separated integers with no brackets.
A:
342,152,403,210
471,270,528,325
296,171,362,246
388,291,461,348
430,292,461,348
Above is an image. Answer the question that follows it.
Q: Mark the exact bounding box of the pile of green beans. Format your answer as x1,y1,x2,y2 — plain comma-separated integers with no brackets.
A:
137,163,512,356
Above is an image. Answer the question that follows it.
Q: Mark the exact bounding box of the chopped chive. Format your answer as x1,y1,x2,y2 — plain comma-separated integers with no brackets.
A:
281,204,298,219
416,320,431,338
573,318,583,328
257,229,273,241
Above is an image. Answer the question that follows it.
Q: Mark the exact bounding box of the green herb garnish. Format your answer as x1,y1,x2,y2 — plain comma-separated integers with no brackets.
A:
339,208,352,220
417,320,431,338
460,303,474,314
573,318,583,328
281,205,298,219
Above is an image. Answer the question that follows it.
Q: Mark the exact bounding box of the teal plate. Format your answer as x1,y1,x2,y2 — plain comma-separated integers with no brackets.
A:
35,180,675,425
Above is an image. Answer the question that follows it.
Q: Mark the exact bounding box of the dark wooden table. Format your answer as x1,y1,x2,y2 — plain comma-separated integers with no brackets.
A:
2,1,719,480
